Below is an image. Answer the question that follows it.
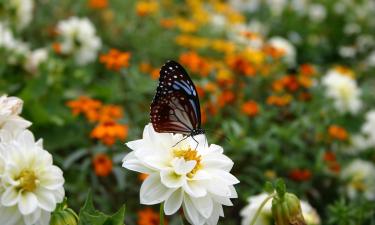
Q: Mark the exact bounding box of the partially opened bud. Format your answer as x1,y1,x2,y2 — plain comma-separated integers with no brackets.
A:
50,200,78,225
272,192,307,225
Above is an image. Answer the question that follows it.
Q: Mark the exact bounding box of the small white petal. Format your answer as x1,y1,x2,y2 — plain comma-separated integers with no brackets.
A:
172,158,196,175
140,173,175,205
18,192,38,215
164,188,183,215
160,169,185,188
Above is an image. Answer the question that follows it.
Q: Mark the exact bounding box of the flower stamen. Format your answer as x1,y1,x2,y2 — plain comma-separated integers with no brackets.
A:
17,170,38,192
173,148,202,178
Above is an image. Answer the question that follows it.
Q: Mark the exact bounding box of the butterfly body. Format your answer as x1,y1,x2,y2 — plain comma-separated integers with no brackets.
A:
150,60,204,138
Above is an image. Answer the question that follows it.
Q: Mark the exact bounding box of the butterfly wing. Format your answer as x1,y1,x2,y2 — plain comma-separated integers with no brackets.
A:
150,60,202,134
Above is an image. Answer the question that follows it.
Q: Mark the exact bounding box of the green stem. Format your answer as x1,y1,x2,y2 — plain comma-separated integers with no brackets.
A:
249,193,276,225
160,203,165,225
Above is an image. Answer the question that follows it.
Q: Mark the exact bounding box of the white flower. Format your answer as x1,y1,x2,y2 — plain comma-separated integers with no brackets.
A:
0,95,31,135
122,124,239,225
24,48,48,74
229,22,266,49
367,50,375,67
341,159,375,200
56,17,102,65
268,36,296,66
0,129,65,225
8,0,34,30
266,0,287,16
361,110,375,145
240,193,320,225
308,4,326,23
0,23,30,63
339,46,356,58
322,68,362,114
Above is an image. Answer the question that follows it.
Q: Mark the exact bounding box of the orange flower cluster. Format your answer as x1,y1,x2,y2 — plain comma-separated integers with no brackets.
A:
92,153,113,177
241,100,259,117
136,1,159,17
91,121,128,146
67,96,128,146
266,94,292,107
226,54,256,77
179,52,212,77
323,151,341,174
272,75,300,92
100,49,131,71
217,90,235,108
289,168,312,182
328,125,348,141
67,96,103,122
138,208,168,225
88,0,108,9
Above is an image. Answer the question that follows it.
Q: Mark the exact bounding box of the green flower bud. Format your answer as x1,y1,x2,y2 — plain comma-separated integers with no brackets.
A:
50,199,78,225
272,192,307,225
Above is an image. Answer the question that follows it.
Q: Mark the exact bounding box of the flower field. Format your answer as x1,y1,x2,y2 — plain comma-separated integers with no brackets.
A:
1,0,375,224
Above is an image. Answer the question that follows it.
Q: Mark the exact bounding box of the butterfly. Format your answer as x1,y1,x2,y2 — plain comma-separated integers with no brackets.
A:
150,60,205,139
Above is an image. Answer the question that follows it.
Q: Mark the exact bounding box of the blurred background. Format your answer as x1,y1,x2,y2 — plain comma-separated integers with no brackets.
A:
1,0,375,224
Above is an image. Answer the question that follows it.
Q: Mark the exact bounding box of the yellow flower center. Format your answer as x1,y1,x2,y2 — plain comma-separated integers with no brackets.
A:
173,148,202,178
17,170,38,192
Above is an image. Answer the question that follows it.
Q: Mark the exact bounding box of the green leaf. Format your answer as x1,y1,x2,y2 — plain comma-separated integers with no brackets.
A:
78,191,126,225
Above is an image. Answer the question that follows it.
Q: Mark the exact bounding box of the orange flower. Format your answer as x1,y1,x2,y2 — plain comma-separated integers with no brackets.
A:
195,85,205,99
179,52,212,77
266,95,292,107
298,75,313,88
150,68,160,80
328,125,348,141
66,96,102,122
160,18,175,29
241,100,259,117
98,105,124,123
218,90,235,108
139,62,153,73
100,49,131,71
300,64,316,76
272,76,299,92
138,208,168,225
289,169,311,181
323,151,341,174
138,173,149,182
92,153,113,177
136,1,159,17
204,82,217,93
88,0,108,9
52,42,61,54
226,54,256,77
91,121,128,146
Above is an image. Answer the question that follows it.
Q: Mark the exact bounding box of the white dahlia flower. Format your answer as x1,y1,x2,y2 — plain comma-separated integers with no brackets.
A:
322,68,362,114
56,17,102,65
240,193,320,225
341,159,375,200
0,95,31,135
24,48,48,74
0,129,65,225
122,124,239,225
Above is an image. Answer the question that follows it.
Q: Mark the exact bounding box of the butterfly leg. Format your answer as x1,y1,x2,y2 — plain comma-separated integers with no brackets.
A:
172,135,189,148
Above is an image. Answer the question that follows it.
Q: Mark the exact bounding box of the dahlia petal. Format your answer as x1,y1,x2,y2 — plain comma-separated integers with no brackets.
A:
35,188,56,211
18,192,38,215
1,188,20,207
140,173,175,205
183,195,206,225
191,195,213,219
164,188,183,215
0,205,22,225
122,152,154,174
183,180,207,198
172,158,196,175
160,169,185,188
